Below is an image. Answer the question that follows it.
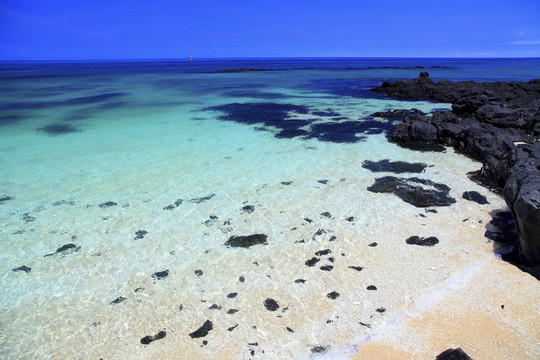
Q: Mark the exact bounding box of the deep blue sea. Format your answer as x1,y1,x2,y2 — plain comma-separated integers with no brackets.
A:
1,58,539,359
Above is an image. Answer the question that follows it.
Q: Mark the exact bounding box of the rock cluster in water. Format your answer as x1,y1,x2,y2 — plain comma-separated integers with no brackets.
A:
373,72,540,265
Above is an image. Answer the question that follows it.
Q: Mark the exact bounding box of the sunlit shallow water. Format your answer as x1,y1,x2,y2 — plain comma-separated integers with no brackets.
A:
1,58,538,359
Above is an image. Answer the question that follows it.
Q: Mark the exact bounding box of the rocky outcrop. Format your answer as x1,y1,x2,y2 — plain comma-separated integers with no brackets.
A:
373,73,540,265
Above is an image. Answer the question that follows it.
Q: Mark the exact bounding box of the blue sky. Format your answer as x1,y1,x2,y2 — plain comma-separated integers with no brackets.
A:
1,0,539,60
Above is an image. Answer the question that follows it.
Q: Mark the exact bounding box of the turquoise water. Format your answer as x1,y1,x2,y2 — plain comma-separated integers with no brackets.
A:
1,58,539,359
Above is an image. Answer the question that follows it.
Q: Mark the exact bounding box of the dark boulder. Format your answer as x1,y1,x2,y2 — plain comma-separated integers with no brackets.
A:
503,159,540,264
462,191,489,204
436,347,472,360
367,176,456,207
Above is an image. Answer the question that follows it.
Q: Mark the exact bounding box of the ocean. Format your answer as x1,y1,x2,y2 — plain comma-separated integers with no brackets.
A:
1,58,539,359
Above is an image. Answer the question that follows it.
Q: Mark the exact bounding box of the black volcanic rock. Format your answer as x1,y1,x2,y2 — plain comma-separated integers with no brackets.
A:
362,159,427,173
140,330,166,345
503,159,540,265
406,236,439,246
367,176,456,207
372,75,540,265
263,298,279,311
462,191,489,204
225,234,268,248
436,347,473,360
189,320,213,338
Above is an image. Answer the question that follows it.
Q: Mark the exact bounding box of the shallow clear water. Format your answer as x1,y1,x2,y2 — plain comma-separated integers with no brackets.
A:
1,58,539,359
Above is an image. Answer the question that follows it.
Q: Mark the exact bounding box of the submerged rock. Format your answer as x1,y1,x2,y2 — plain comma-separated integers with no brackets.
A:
362,159,428,173
44,244,80,257
263,298,280,311
140,330,166,345
12,265,31,273
225,234,268,248
189,320,213,338
98,201,117,208
406,236,440,246
367,176,456,207
189,194,216,204
152,270,169,280
0,195,14,204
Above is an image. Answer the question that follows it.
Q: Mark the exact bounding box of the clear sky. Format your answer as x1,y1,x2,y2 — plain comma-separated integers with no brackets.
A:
1,0,539,60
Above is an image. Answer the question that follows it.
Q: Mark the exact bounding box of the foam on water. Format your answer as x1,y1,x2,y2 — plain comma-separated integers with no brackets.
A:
0,58,530,359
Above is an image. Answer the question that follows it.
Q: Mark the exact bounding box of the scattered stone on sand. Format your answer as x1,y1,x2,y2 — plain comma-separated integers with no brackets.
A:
406,236,440,246
189,194,216,204
305,257,320,267
436,347,473,360
367,176,456,207
22,214,36,223
348,266,363,271
134,230,148,239
189,320,213,338
311,346,330,354
140,330,166,345
110,296,126,305
98,201,117,208
44,244,80,257
11,265,31,273
163,199,183,210
362,159,428,173
462,191,489,204
315,249,331,256
225,234,268,248
242,205,255,213
0,195,15,204
152,270,169,280
263,298,280,311
327,291,340,299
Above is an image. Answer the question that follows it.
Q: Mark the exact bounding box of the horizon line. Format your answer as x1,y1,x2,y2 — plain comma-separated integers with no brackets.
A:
1,56,540,62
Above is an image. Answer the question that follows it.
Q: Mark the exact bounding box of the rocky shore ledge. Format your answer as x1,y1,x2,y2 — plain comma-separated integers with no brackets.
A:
372,73,540,266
